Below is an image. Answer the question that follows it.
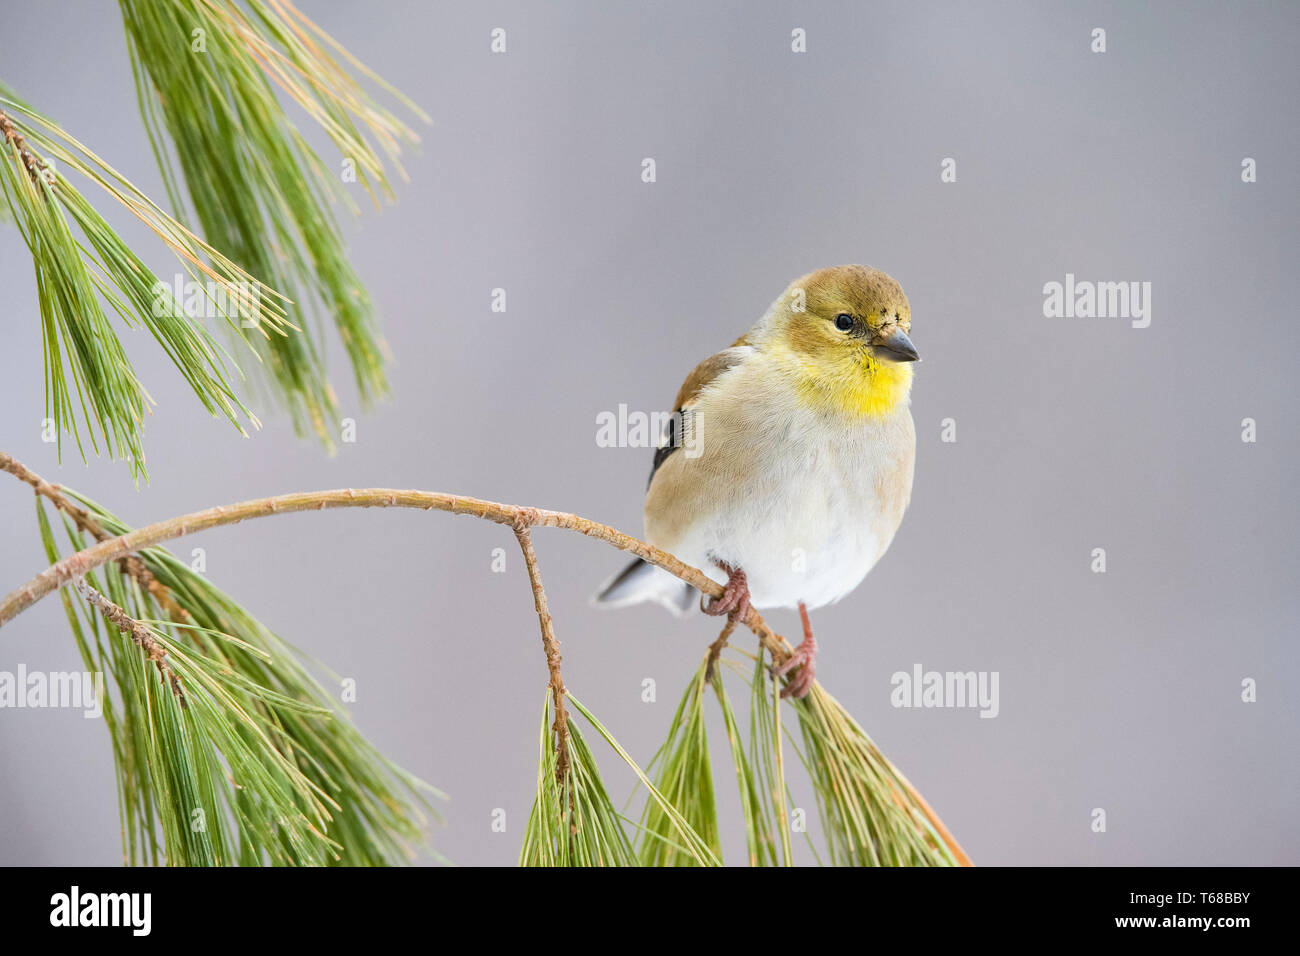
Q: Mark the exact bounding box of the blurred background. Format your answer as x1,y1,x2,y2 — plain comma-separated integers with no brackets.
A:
1,1,1296,865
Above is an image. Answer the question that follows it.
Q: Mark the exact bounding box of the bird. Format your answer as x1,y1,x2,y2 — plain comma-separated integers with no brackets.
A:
592,264,920,698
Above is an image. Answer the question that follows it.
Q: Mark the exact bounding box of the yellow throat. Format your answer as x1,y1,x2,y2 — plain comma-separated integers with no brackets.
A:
791,349,914,418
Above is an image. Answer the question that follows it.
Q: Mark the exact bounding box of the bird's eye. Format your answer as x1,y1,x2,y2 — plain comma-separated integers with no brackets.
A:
833,313,854,332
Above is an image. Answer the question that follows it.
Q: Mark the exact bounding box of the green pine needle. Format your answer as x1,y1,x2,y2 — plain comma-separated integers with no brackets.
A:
717,656,788,865
638,660,721,865
521,691,721,867
35,489,441,866
520,691,638,867
790,682,960,866
630,650,961,867
119,0,427,444
1,88,287,480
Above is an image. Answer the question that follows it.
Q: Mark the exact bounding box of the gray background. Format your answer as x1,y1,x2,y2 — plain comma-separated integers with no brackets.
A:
1,1,1296,866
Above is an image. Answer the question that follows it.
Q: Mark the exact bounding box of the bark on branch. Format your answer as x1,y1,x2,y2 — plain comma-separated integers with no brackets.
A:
513,524,570,783
0,452,191,621
0,485,796,668
0,453,969,865
74,579,186,707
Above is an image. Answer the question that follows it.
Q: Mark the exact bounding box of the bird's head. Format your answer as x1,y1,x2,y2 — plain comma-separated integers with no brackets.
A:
760,265,919,418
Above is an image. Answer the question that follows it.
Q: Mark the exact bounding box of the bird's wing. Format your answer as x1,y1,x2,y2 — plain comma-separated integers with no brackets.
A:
648,339,754,487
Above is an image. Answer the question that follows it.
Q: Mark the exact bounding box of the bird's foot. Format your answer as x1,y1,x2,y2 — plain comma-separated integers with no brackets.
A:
773,603,818,699
701,562,750,623
702,563,749,681
774,641,817,699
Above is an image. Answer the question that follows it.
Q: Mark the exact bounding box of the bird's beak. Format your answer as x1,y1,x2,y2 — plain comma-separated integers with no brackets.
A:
870,327,920,363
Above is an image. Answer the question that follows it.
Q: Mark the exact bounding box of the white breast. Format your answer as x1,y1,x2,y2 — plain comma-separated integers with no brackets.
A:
644,357,916,610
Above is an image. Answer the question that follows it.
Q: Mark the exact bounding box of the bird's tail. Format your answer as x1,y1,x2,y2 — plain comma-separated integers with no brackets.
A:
590,557,696,617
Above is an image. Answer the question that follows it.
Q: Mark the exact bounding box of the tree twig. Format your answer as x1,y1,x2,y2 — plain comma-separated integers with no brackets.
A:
73,579,186,707
1,108,51,186
1,451,109,539
704,617,738,684
0,487,796,668
0,456,972,866
512,522,569,783
0,452,192,622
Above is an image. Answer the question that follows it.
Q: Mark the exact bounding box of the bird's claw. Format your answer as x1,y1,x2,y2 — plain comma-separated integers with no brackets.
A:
702,564,749,623
773,642,816,699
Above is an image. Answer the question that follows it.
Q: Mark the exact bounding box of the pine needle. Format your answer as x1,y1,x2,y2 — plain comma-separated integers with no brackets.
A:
520,690,637,867
522,691,721,867
0,88,286,479
715,657,785,866
634,650,962,867
35,489,441,866
119,0,426,444
790,683,961,866
637,660,721,865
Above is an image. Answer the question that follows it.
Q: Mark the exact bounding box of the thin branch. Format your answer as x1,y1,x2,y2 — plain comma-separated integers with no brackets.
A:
705,617,738,684
1,450,109,539
0,487,795,668
513,523,569,783
1,452,190,621
0,453,971,866
73,579,186,707
0,108,50,185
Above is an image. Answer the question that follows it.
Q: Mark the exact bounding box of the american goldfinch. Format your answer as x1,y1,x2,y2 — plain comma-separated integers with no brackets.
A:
594,265,919,698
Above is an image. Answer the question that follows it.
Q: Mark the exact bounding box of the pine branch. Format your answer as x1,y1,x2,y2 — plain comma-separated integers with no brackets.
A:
1,89,289,479
118,0,427,443
638,660,721,865
512,524,571,783
18,476,441,865
513,518,717,866
791,684,971,866
0,485,797,667
1,451,969,867
2,2,425,474
74,578,187,707
520,691,640,866
747,652,796,865
1,452,193,620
